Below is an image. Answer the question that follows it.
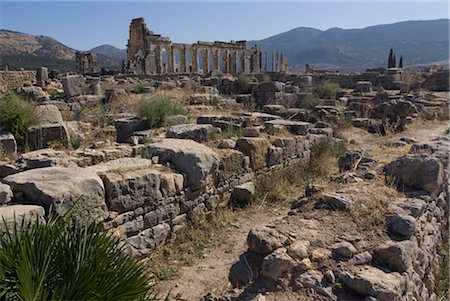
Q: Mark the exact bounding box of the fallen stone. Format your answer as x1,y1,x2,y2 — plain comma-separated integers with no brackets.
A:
35,104,64,124
351,251,373,265
166,124,214,142
61,75,83,98
3,166,107,223
340,266,406,300
0,205,46,233
247,226,287,256
143,138,220,191
0,182,13,204
0,131,17,155
242,127,261,137
386,214,416,238
384,154,444,193
114,116,147,143
373,240,414,273
315,193,354,211
229,251,263,287
332,241,357,259
261,248,295,281
287,240,310,260
217,139,236,149
232,181,255,206
338,151,362,172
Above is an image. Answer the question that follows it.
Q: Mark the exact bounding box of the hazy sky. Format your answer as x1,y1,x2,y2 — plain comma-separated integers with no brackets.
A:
1,1,449,50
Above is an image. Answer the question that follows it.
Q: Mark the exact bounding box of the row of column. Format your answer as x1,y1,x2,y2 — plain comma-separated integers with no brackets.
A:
152,47,286,75
155,46,256,75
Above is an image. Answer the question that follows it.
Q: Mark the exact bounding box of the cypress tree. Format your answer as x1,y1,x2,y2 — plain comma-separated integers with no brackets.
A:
399,56,403,68
388,49,394,68
393,54,396,69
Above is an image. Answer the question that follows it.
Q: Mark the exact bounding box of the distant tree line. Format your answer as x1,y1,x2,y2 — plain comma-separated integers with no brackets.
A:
388,49,403,68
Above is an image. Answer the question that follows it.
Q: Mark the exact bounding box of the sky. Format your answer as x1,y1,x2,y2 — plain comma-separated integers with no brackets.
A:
1,1,449,51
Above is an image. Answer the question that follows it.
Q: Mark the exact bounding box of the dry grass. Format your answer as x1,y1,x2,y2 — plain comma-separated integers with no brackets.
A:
142,209,238,282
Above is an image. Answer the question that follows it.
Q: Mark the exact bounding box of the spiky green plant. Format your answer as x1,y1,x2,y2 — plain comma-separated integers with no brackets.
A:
0,214,153,300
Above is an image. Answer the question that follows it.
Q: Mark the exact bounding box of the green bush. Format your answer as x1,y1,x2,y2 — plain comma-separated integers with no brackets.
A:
261,74,272,83
137,96,187,129
366,67,386,74
235,75,255,92
0,214,153,300
301,94,320,109
314,81,340,99
0,91,37,144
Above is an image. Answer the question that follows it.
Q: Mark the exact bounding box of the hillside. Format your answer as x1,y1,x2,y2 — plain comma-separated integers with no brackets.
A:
250,19,450,70
90,44,127,60
0,30,123,71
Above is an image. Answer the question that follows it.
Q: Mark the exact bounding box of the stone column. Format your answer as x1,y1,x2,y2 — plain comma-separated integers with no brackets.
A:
191,47,199,74
180,47,188,74
221,50,229,74
239,50,246,74
264,52,268,72
201,48,210,74
212,49,219,73
271,52,275,72
276,52,279,72
167,47,175,74
229,50,237,75
156,47,163,74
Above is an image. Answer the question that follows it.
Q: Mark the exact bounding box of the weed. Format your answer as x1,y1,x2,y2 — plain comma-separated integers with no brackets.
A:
0,91,37,145
261,73,271,83
314,81,341,99
137,95,187,129
301,94,320,109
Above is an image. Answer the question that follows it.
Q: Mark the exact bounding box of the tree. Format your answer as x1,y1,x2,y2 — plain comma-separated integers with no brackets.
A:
393,54,396,69
399,56,403,68
388,48,394,68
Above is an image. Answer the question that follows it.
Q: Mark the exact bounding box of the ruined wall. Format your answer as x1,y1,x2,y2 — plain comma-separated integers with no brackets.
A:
0,71,36,89
103,133,327,257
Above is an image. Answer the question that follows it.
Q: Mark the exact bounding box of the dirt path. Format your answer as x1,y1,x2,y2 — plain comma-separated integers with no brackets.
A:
154,205,289,300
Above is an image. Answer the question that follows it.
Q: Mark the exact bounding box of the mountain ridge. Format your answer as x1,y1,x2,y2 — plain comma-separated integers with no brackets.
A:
1,19,449,71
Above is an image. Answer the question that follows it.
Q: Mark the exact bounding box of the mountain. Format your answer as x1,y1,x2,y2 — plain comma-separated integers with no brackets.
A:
90,44,127,60
0,30,123,71
250,19,450,71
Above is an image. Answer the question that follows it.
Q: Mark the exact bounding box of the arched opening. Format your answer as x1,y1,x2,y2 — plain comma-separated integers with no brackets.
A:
161,48,168,74
174,49,181,73
186,51,193,73
198,51,203,74
236,51,241,74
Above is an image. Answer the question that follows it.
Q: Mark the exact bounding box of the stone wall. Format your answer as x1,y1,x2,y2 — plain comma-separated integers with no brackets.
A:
0,71,36,89
102,133,327,257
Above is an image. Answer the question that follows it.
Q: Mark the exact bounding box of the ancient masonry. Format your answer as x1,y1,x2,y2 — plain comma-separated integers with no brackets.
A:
125,17,287,75
75,51,100,74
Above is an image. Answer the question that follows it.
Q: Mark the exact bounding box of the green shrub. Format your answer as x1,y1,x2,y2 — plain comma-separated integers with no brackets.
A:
301,94,320,109
314,81,340,99
261,74,272,83
137,96,187,129
366,67,386,74
235,75,255,92
0,91,37,144
0,214,153,300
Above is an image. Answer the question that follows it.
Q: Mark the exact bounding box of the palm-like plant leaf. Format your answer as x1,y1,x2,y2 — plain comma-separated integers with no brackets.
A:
0,212,153,300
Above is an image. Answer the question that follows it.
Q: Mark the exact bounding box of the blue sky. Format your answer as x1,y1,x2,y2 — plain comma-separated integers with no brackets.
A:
1,1,448,50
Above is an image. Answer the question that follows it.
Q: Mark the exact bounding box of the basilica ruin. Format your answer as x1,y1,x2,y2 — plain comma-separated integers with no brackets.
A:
125,18,287,75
